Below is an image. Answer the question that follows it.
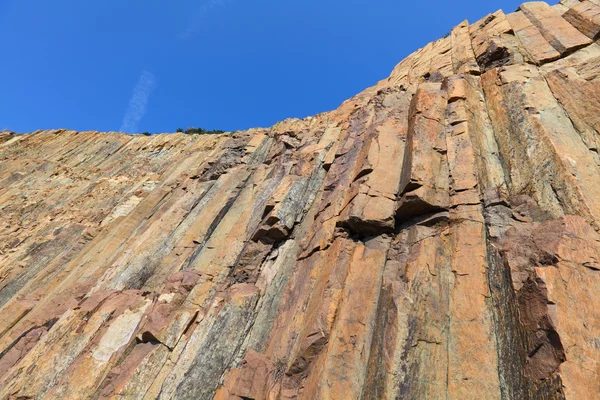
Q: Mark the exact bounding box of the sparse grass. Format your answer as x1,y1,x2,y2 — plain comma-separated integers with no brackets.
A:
271,357,287,382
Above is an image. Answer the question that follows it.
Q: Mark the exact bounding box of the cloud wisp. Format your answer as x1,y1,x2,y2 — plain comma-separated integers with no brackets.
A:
178,0,231,40
119,70,156,133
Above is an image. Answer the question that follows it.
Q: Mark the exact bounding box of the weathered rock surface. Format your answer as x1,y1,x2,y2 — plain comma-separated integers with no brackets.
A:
1,1,600,398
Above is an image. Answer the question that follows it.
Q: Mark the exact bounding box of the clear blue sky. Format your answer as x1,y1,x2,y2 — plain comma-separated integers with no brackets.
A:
0,0,552,133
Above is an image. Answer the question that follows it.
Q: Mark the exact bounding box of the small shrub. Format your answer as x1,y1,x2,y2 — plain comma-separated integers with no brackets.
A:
179,126,225,135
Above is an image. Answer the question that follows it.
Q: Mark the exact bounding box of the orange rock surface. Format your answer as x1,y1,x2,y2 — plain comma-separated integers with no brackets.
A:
1,0,600,398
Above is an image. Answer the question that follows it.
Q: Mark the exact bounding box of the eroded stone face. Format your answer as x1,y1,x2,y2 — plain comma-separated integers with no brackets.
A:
1,1,600,398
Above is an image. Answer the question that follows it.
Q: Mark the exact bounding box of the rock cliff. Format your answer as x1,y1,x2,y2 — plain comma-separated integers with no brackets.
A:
2,1,600,398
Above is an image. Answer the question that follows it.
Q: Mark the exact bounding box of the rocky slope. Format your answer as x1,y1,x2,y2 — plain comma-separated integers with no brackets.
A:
2,1,600,398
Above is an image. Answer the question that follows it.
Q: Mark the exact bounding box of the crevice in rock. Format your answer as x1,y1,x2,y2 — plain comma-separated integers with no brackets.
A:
352,168,374,183
286,334,329,378
477,41,513,72
296,242,332,262
395,210,451,234
228,239,282,285
137,331,164,346
362,282,393,400
335,216,395,239
395,194,448,224
0,317,58,363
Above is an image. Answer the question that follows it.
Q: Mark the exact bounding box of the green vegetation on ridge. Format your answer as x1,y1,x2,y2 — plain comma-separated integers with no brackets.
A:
176,127,225,135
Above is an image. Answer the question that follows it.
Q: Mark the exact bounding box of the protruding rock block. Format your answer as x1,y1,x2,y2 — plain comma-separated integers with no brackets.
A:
563,0,600,39
339,115,406,236
507,11,562,64
470,10,525,71
520,1,592,54
397,83,449,219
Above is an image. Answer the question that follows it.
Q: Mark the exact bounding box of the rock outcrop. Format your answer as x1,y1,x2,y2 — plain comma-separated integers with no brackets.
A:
1,1,600,398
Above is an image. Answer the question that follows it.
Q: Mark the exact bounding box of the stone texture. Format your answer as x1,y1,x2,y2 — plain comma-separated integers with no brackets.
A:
563,0,600,39
507,11,561,64
520,1,592,55
1,1,600,399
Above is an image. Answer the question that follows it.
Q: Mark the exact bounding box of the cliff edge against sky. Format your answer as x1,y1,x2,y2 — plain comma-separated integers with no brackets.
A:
1,0,600,398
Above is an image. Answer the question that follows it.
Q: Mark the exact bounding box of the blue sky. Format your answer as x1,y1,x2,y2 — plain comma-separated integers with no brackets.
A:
0,0,551,133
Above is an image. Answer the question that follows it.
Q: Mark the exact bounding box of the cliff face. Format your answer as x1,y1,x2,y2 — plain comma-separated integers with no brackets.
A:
1,1,600,398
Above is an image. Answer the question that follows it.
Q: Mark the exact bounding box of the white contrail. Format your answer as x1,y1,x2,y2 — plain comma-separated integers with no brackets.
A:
178,0,231,39
119,70,156,133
